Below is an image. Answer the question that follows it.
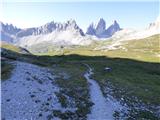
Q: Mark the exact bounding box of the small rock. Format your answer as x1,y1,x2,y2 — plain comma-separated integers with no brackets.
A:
104,67,112,72
39,113,42,117
30,95,35,98
35,100,41,103
46,103,50,106
6,99,10,102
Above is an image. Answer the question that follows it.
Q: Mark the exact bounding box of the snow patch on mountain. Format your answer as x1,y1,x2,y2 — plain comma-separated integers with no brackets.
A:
17,30,92,47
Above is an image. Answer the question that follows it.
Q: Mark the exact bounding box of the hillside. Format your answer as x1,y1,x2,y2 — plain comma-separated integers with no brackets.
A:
1,41,30,54
27,34,160,63
94,34,160,62
1,48,160,119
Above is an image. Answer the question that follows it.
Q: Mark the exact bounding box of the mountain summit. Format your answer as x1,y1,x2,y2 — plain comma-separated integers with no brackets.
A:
86,18,121,38
148,17,160,31
105,20,121,37
96,18,106,35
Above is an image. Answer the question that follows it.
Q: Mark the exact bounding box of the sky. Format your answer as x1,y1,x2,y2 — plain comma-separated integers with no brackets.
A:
1,1,159,32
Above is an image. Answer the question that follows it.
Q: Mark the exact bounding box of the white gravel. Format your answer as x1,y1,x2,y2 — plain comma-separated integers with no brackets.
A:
1,61,61,120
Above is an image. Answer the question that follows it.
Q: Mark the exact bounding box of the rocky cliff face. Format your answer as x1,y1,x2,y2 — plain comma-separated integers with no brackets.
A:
16,19,85,38
86,18,121,38
0,22,21,42
0,22,21,35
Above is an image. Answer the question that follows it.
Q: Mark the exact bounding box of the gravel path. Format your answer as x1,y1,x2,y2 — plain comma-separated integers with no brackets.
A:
84,64,123,120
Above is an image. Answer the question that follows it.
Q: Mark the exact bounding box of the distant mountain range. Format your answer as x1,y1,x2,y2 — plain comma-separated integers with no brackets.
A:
16,20,85,37
1,19,86,46
0,17,160,48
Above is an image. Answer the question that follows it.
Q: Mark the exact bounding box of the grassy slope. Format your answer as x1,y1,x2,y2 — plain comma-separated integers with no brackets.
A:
2,49,160,119
1,42,17,81
36,34,159,63
88,60,160,105
1,34,160,119
1,41,30,54
103,34,160,62
1,42,22,53
86,59,160,117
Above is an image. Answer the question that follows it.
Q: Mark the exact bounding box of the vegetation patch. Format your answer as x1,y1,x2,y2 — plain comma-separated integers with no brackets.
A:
53,62,93,119
1,60,14,81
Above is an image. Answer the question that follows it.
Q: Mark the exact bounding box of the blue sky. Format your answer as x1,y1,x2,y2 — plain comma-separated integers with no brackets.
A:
1,1,159,32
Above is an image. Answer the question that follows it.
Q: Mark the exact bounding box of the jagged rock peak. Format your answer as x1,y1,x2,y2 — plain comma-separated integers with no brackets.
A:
86,18,121,38
96,18,106,31
67,19,76,24
86,22,96,35
113,20,119,25
0,22,21,35
148,16,160,30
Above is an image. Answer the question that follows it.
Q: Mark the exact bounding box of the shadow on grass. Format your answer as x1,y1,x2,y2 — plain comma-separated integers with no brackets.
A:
1,48,160,119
